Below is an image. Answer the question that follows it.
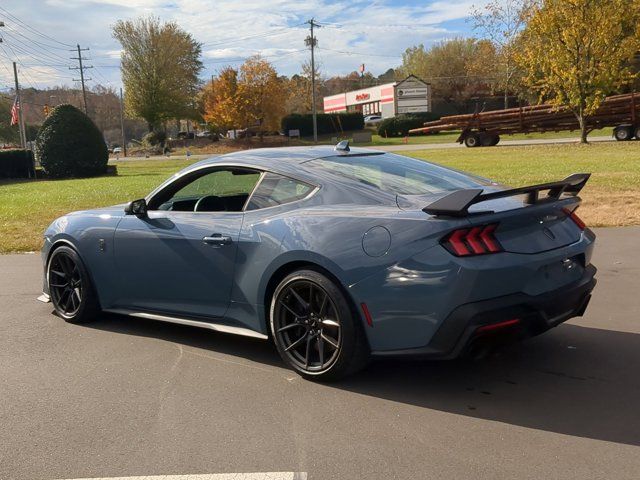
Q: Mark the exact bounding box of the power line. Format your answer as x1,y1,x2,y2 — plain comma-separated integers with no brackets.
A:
0,34,72,76
0,39,40,89
317,46,400,59
201,23,305,48
0,6,74,48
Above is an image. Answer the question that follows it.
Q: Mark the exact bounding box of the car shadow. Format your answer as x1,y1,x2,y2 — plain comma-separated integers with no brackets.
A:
339,323,640,447
86,314,640,447
86,312,283,367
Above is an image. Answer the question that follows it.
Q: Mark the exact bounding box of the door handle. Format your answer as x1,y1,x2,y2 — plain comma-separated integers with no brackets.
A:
202,234,232,246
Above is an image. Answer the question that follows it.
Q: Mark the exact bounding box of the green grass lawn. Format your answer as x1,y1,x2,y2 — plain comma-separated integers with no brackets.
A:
0,159,192,253
406,142,640,228
0,141,638,253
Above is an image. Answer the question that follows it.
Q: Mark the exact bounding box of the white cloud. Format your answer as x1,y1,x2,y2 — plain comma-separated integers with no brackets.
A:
0,0,487,89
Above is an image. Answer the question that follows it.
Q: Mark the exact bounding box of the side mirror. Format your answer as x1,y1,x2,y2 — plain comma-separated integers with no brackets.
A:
124,198,148,216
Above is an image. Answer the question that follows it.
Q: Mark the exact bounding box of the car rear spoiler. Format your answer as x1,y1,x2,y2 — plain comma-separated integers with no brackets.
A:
423,173,590,217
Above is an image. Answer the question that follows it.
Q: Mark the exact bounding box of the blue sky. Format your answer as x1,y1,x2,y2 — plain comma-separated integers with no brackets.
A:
0,0,487,91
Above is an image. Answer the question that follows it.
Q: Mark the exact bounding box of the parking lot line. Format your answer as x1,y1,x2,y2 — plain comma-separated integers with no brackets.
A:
56,473,307,480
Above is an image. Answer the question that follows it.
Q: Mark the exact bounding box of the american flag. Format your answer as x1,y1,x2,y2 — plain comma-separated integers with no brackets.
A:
10,97,19,126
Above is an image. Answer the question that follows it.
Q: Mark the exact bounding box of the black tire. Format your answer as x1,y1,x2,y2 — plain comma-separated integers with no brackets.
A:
47,245,100,324
614,126,633,141
270,270,369,381
634,126,640,140
490,134,500,146
464,134,480,148
479,132,498,147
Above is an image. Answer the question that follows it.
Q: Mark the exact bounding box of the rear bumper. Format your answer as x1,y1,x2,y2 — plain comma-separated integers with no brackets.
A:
372,263,596,359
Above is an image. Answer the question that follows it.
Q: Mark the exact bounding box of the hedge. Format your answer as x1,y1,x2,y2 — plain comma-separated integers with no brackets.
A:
35,104,108,179
0,149,34,178
281,113,364,137
377,113,441,137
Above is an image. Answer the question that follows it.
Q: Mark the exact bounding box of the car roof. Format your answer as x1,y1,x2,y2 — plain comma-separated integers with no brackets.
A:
186,146,386,181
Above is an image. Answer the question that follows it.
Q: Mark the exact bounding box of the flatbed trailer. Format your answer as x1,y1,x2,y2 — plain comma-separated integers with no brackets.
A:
408,93,640,147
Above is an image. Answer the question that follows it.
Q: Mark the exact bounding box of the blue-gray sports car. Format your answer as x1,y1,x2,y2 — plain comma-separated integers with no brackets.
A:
40,142,597,380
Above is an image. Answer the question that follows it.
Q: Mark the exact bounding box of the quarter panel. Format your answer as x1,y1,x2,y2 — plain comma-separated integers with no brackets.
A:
230,201,471,333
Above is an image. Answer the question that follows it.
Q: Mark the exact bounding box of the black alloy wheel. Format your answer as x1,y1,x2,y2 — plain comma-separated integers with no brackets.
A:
47,246,99,323
270,270,369,380
274,280,342,372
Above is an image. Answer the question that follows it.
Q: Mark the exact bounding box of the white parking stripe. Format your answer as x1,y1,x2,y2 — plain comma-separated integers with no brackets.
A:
57,473,307,480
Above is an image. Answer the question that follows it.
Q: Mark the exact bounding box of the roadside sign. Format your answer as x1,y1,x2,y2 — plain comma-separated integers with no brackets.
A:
289,129,300,138
395,75,431,114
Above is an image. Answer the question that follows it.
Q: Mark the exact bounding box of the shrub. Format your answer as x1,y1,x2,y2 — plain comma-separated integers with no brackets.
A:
35,104,108,178
142,130,167,147
377,113,441,137
281,113,365,136
0,149,34,178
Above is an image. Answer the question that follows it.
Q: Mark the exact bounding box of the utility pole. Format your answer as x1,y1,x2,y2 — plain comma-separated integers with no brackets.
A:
305,18,320,143
12,62,26,149
70,44,92,115
119,87,127,157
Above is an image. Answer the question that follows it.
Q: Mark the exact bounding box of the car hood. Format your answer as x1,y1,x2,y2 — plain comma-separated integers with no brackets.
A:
66,204,128,218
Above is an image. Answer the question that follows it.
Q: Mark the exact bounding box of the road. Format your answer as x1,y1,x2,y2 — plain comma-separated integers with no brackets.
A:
1,227,639,480
109,135,616,163
372,135,614,152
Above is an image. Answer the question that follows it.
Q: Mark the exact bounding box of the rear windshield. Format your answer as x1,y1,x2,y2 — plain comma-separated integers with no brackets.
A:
309,153,491,195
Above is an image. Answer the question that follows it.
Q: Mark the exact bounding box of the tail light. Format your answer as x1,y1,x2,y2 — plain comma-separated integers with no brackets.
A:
562,207,586,230
441,223,503,257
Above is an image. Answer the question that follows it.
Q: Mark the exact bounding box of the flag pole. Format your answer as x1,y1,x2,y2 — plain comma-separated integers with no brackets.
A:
12,62,26,149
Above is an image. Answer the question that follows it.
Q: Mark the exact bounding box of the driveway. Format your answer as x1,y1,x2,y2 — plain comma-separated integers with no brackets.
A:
1,227,639,479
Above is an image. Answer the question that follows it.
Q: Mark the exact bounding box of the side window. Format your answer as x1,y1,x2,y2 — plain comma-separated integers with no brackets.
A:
246,173,314,211
152,168,261,212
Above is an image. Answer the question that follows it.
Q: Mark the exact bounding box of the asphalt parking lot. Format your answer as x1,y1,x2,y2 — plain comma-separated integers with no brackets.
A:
1,227,639,480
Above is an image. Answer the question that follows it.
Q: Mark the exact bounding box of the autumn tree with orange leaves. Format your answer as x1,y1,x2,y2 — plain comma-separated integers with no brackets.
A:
202,56,286,135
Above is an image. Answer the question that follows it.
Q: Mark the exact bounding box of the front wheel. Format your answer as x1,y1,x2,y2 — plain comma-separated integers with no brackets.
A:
270,270,369,381
47,245,100,323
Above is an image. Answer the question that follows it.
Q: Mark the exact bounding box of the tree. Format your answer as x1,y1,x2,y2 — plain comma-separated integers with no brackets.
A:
202,57,287,135
398,39,498,113
112,16,203,132
202,66,242,131
516,0,640,143
35,104,108,178
237,56,286,134
471,0,532,108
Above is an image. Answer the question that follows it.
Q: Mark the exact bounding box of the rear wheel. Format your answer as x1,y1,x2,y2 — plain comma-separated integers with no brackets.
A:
614,125,633,141
635,125,640,140
47,246,100,323
464,134,480,148
270,270,369,381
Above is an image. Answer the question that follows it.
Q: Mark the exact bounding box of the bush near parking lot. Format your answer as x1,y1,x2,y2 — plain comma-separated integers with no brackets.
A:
0,149,34,178
35,104,108,179
378,113,440,137
281,113,364,136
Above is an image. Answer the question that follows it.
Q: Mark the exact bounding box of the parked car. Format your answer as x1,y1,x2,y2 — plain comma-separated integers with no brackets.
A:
364,115,383,126
112,147,122,154
39,142,596,380
177,131,195,140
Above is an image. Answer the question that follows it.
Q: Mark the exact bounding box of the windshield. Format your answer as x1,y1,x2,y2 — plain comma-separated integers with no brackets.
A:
310,153,492,196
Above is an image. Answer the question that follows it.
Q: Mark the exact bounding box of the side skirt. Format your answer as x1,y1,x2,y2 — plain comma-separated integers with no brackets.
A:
103,309,269,340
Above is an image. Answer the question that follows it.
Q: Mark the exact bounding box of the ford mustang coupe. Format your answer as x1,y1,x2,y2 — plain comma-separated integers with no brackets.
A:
40,142,597,380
